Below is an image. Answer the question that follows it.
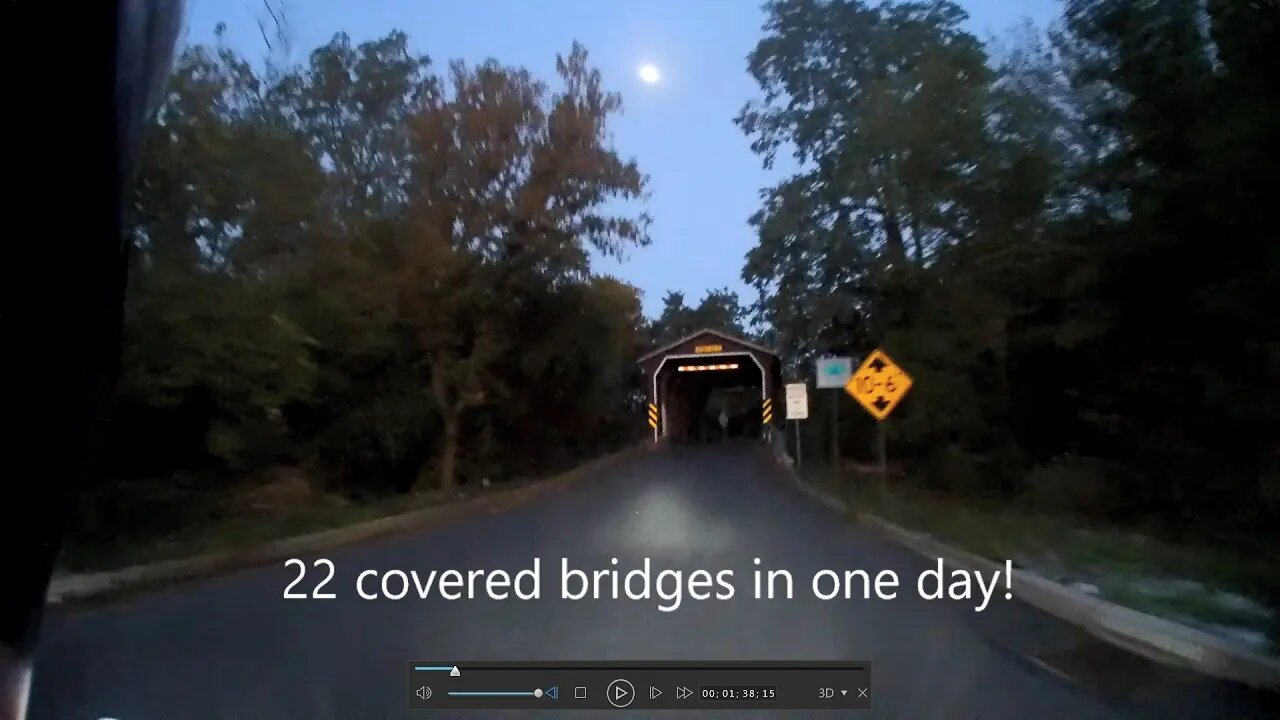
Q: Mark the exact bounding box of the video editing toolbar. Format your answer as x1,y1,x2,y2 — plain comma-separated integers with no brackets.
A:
407,661,871,711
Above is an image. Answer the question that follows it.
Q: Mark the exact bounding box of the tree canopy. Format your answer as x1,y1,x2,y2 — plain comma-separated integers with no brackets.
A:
97,28,653,546
647,288,751,346
737,0,1279,544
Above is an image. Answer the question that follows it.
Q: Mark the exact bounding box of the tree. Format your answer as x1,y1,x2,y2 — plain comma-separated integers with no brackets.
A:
692,288,749,337
648,288,749,346
120,38,321,473
739,0,991,269
105,30,653,507
494,276,649,471
277,31,435,225
739,0,1280,541
1055,0,1280,525
738,0,997,396
399,43,649,491
650,291,697,346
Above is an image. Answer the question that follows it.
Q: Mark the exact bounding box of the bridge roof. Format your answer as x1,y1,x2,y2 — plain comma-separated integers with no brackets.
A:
637,328,778,364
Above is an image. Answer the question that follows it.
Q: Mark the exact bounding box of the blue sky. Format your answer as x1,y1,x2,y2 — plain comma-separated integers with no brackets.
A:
185,0,1060,317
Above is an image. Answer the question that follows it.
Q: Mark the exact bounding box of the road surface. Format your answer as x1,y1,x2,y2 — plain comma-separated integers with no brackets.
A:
29,444,1277,718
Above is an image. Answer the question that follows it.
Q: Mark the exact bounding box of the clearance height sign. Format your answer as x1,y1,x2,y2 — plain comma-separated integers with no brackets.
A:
845,349,912,421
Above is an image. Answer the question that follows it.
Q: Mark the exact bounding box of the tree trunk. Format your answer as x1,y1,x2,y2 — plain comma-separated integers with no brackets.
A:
908,210,925,266
439,411,460,494
882,211,908,266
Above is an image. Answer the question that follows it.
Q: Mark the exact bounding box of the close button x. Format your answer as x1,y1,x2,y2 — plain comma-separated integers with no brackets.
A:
858,688,869,698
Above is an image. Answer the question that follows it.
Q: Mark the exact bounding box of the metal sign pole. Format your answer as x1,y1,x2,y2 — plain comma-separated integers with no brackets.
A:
876,420,888,499
794,419,802,475
831,389,841,478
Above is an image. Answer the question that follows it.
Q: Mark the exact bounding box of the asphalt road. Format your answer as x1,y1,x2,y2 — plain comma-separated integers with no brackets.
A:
30,444,1277,719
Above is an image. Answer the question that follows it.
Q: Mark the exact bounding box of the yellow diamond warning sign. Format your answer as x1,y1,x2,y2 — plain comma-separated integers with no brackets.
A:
846,348,913,421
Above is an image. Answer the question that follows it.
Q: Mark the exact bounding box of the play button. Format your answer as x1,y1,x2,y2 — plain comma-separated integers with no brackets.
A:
606,679,635,708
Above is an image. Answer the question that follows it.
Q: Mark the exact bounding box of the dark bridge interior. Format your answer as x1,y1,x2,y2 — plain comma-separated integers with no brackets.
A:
658,355,764,442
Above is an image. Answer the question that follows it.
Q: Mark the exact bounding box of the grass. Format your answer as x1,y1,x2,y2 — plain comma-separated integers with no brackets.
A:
59,451,619,574
59,488,452,573
799,461,1276,649
1100,582,1270,629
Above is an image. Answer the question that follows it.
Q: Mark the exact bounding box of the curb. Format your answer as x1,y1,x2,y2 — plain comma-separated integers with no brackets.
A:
769,453,1280,691
49,444,646,605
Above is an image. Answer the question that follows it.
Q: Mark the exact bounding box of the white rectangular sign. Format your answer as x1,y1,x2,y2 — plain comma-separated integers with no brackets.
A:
785,383,809,420
815,356,853,388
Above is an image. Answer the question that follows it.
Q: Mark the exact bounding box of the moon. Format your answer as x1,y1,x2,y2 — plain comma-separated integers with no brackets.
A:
638,64,661,84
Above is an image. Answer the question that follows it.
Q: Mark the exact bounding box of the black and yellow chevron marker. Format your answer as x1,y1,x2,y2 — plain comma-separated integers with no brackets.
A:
761,397,773,424
647,402,659,429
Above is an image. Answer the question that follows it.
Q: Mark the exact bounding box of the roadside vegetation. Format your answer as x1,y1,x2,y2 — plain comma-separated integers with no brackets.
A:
76,30,665,570
76,24,761,573
739,0,1279,645
800,461,1275,652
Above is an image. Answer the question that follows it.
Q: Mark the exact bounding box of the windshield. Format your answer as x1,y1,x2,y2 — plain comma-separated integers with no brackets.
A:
12,1,1279,718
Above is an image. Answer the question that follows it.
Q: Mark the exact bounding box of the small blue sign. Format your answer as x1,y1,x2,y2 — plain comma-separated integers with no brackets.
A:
815,357,853,388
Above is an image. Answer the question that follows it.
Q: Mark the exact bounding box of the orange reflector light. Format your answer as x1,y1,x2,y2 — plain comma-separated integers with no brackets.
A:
677,363,740,372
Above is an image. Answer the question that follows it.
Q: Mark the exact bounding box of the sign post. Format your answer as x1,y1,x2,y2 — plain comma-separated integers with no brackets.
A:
844,349,913,501
795,420,802,473
815,357,853,480
876,423,888,492
784,382,809,474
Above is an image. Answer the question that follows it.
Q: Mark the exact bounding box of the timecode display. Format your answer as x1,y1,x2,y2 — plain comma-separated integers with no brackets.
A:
700,685,778,701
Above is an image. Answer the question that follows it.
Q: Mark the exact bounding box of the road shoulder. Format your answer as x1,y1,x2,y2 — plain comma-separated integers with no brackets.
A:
48,444,646,608
762,448,1280,692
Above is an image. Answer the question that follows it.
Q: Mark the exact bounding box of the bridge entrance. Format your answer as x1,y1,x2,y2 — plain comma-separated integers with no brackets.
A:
638,329,782,443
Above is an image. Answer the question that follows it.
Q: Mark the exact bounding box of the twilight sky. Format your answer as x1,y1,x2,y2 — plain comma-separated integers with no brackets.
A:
185,0,1060,317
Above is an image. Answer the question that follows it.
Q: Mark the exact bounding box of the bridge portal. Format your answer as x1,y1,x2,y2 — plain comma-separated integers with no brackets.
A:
638,329,782,443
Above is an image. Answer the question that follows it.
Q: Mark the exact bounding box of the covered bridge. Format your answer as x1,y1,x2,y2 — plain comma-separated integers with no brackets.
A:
638,328,783,442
